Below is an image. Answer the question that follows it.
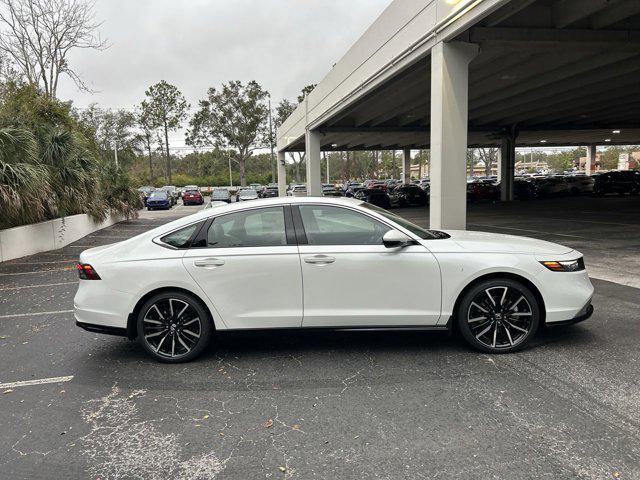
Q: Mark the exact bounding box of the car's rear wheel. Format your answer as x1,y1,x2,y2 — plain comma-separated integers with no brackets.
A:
137,292,213,363
457,279,540,353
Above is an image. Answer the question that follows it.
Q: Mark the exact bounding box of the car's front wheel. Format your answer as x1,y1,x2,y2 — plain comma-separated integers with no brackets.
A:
456,278,540,353
137,291,213,363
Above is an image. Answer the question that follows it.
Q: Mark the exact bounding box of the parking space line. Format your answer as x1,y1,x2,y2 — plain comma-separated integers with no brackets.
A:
0,309,74,319
10,260,75,265
0,375,74,389
0,268,73,276
547,217,640,227
0,281,77,291
468,223,583,239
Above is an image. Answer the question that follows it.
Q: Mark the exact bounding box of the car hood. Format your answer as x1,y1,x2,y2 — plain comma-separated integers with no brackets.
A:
425,230,574,255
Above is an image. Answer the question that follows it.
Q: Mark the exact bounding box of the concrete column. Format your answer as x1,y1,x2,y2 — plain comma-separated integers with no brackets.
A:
500,136,515,201
305,129,322,196
429,41,478,230
277,151,287,197
585,144,596,176
402,148,411,184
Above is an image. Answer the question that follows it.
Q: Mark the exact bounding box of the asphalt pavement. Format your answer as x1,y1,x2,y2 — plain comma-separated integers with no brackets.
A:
1,195,639,479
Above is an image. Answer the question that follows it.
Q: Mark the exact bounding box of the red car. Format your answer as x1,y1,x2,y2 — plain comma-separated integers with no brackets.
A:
182,189,204,206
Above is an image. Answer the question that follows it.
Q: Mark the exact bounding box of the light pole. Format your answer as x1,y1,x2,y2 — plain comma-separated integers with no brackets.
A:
228,148,233,187
268,97,276,184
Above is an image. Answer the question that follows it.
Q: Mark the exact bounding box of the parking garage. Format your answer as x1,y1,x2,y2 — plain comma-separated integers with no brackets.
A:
276,0,640,229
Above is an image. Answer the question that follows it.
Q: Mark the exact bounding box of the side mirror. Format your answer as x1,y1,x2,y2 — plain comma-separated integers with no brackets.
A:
382,230,412,248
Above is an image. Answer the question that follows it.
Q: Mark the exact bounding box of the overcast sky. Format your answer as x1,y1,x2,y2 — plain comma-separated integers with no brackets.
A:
56,0,390,148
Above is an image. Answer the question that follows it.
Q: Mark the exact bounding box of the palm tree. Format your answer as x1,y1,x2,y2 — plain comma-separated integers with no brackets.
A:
0,127,50,228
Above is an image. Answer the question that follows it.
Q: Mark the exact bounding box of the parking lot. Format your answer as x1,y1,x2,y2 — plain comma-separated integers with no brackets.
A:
1,195,639,479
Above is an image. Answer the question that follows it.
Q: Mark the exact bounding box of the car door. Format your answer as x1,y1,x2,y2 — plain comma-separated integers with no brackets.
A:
182,205,303,329
294,204,441,328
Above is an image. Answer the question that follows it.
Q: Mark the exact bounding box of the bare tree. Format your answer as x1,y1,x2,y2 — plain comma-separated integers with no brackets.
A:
477,147,499,177
0,0,106,98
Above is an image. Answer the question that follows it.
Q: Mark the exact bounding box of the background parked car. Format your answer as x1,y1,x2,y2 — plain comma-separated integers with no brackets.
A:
137,186,154,205
211,187,231,203
593,170,640,196
182,188,204,206
563,174,594,195
532,176,570,197
467,179,500,203
160,185,178,205
260,185,279,198
514,177,538,200
322,184,342,197
237,187,259,201
342,181,361,194
145,190,172,210
388,184,427,207
344,183,365,197
288,185,307,197
353,188,391,209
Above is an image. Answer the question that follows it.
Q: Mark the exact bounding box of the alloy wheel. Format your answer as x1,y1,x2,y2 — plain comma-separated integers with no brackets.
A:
141,298,202,359
467,286,534,350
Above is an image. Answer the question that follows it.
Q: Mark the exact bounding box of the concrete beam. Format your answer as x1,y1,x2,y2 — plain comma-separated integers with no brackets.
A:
305,130,322,196
277,151,287,197
469,27,640,46
590,0,640,29
553,0,612,28
429,41,478,230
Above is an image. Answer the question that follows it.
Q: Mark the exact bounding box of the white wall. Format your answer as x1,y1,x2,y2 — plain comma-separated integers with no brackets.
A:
0,213,122,263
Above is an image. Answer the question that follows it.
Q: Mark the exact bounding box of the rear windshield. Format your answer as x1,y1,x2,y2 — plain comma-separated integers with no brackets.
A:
361,203,450,240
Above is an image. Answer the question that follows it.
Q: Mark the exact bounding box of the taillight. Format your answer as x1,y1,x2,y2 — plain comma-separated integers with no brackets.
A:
76,263,101,280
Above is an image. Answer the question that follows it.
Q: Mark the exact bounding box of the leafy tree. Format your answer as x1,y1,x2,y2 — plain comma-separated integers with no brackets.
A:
297,84,316,103
275,98,305,182
0,82,140,228
0,0,107,98
141,80,189,183
137,107,158,182
187,80,269,186
0,126,50,227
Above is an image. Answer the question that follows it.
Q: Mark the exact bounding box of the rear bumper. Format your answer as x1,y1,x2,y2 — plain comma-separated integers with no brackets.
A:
76,320,127,337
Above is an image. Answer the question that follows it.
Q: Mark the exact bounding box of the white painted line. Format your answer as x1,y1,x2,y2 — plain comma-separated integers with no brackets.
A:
0,375,74,389
0,309,74,319
0,281,77,291
10,260,75,265
547,217,640,227
468,223,583,239
0,267,73,276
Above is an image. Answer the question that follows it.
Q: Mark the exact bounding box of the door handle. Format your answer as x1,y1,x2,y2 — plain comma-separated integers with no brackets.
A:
194,257,225,268
304,255,335,265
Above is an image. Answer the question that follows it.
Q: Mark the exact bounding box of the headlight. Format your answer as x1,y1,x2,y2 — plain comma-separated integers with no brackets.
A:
540,258,585,272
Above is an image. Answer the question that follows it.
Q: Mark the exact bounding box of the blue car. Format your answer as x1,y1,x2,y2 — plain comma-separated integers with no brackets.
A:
146,191,172,210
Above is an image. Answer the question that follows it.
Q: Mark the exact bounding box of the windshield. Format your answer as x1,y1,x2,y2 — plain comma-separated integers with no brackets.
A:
360,203,449,240
149,191,166,198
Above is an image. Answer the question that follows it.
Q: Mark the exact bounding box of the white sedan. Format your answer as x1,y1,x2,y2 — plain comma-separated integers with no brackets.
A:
74,197,594,362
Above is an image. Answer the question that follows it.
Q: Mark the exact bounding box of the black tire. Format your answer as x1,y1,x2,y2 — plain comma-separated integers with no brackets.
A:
137,291,213,363
456,278,540,353
147,207,152,211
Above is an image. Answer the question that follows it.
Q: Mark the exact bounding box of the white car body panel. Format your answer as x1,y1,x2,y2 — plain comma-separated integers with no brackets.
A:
299,243,441,327
182,246,303,329
74,197,594,336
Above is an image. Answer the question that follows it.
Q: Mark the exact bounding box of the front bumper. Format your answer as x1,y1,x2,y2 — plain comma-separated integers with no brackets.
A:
546,301,594,327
